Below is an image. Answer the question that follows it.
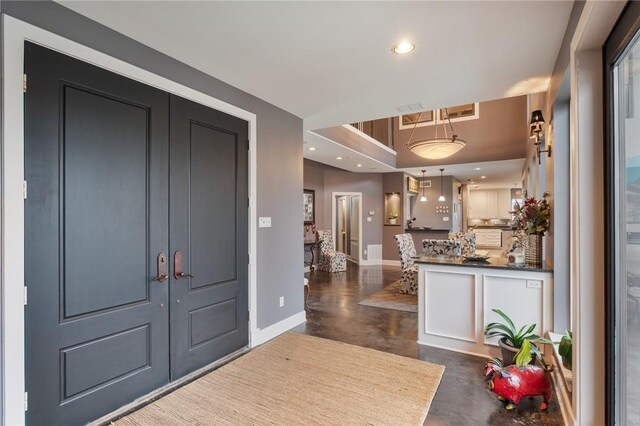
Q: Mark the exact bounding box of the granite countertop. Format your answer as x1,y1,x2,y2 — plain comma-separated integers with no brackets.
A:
405,228,450,232
413,255,553,273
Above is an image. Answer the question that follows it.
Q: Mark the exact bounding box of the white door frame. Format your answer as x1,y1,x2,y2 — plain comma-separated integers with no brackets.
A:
1,15,259,425
330,192,363,264
568,2,626,424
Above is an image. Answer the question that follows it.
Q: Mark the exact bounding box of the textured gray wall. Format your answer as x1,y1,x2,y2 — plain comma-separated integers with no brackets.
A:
1,1,304,329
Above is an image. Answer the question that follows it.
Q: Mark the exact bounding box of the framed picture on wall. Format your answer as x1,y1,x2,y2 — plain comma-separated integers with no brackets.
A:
303,189,315,224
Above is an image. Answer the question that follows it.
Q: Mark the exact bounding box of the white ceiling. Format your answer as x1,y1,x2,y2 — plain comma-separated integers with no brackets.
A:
60,1,573,131
399,158,525,189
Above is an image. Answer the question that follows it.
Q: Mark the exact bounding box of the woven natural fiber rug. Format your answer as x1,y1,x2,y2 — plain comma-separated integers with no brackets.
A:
358,280,418,313
115,332,444,425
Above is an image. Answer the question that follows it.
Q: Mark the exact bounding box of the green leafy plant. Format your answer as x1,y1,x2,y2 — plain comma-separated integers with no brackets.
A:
484,309,539,348
558,330,572,370
514,337,553,369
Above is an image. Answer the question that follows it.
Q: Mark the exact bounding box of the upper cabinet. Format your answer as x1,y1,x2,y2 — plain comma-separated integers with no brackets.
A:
468,189,514,219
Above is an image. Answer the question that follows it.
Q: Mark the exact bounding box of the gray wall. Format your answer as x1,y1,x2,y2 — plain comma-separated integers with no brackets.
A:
303,159,383,261
0,1,304,329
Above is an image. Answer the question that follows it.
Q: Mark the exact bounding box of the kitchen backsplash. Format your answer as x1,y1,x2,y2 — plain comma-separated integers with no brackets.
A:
468,218,513,227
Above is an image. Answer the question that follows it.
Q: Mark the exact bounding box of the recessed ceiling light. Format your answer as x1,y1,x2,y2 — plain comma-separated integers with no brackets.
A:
481,176,486,179
309,147,316,151
392,41,415,55
336,156,343,160
356,164,362,167
474,167,481,171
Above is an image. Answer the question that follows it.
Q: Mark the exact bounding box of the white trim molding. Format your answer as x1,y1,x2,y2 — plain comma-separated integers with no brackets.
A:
2,15,259,425
250,311,307,347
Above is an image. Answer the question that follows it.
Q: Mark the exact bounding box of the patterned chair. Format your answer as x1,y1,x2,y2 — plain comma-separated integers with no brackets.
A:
422,239,462,256
316,230,347,273
448,231,477,257
393,234,418,295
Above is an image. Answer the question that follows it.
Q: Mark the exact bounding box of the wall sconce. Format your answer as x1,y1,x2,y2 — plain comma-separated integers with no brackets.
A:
529,109,551,165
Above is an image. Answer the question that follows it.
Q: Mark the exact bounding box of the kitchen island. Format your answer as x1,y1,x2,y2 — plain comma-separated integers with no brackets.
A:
414,255,553,358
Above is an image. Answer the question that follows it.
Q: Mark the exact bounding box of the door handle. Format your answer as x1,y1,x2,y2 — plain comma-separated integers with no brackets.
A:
174,251,194,279
156,252,169,282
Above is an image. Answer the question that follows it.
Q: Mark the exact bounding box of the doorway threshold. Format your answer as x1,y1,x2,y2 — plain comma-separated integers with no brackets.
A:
89,346,250,426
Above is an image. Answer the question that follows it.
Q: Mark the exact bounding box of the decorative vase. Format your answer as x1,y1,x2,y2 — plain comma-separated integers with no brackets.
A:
525,234,543,266
389,218,397,225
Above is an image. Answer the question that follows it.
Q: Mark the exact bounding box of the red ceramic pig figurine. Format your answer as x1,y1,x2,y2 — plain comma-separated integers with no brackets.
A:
486,363,552,411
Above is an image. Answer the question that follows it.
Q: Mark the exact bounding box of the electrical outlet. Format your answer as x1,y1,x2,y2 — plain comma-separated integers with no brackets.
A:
526,280,542,289
259,217,272,228
364,249,367,255
279,296,284,307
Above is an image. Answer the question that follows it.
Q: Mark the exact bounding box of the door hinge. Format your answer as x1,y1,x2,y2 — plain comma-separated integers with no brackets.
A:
23,180,28,200
23,286,27,306
24,391,28,411
247,253,250,264
23,74,27,94
247,139,250,150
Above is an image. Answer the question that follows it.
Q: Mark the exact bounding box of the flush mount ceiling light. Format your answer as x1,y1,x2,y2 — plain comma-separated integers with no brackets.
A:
474,167,481,171
392,41,415,55
308,146,316,151
336,156,343,160
420,169,427,202
481,176,486,179
356,163,362,168
438,168,446,202
406,108,467,160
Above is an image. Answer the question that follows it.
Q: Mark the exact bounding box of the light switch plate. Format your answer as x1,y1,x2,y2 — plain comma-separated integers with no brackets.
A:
443,217,449,221
259,217,272,228
367,217,372,222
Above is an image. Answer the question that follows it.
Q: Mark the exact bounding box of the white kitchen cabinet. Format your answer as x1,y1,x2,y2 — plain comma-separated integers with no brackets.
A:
486,190,499,218
469,188,515,219
498,189,513,219
469,190,487,219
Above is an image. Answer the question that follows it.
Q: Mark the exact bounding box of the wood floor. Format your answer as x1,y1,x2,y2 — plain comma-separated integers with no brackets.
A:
293,263,563,426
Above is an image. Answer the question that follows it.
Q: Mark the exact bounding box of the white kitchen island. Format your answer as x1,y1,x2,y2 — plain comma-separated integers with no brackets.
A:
415,256,553,358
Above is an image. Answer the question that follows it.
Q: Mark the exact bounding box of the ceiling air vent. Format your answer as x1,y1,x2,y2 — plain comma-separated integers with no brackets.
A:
420,180,432,188
395,103,424,113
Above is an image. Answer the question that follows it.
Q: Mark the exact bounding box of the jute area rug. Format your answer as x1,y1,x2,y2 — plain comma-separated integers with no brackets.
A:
358,280,418,313
115,332,444,425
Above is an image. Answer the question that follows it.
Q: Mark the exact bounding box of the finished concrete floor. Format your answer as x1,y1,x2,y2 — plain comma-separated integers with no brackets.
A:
293,263,563,426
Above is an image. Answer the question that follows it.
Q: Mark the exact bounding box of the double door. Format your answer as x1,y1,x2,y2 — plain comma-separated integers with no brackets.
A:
24,43,248,425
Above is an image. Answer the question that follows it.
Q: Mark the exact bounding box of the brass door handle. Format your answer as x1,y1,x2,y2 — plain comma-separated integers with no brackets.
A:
156,252,169,282
174,251,194,279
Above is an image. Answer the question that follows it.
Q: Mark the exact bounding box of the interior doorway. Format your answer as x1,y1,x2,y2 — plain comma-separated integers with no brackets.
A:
332,192,362,263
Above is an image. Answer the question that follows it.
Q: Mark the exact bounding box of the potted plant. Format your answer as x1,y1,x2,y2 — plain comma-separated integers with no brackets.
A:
511,191,551,266
388,212,398,225
558,330,572,370
484,309,541,365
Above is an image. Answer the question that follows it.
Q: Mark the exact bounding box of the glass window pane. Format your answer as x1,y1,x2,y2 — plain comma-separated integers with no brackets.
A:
617,32,640,425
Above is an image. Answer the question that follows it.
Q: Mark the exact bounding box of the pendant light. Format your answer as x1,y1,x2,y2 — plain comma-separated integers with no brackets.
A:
420,170,427,202
406,108,467,160
438,168,446,202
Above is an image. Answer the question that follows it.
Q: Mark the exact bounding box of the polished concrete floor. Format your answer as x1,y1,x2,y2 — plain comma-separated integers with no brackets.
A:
293,263,563,425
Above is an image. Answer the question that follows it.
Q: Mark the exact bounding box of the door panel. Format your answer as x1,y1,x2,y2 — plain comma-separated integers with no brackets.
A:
25,42,170,425
169,95,249,379
63,85,149,317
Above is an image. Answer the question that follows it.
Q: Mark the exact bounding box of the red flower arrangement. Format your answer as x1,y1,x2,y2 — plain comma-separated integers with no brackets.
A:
511,192,551,236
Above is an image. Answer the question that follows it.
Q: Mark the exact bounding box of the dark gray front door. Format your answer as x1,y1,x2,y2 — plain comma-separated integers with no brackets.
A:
169,95,249,379
24,43,249,425
24,42,170,425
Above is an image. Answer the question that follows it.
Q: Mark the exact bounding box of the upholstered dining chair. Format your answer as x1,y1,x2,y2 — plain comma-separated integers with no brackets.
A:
448,231,477,256
422,239,462,256
393,233,418,295
316,230,347,273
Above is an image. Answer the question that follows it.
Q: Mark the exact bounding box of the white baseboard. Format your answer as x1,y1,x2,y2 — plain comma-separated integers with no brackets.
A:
358,259,382,266
382,259,401,267
250,310,306,347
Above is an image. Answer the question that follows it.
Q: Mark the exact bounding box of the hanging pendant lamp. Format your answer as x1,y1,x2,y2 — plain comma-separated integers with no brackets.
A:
420,170,427,202
406,108,467,160
438,168,446,202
